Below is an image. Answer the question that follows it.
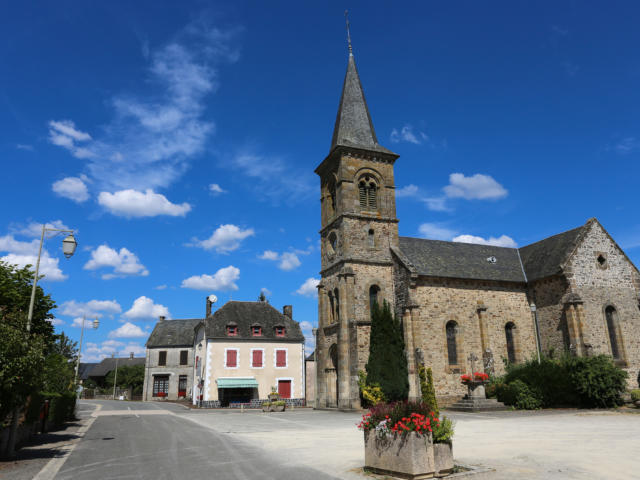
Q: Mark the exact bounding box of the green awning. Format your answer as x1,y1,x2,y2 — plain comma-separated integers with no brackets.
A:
216,378,258,389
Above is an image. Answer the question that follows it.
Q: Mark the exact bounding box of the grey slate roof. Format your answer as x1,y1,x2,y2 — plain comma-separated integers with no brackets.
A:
206,301,304,342
331,53,397,156
88,357,145,378
398,237,526,283
78,362,98,381
146,319,202,348
518,225,586,282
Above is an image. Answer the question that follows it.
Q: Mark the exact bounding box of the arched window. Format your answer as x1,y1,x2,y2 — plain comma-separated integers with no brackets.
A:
446,321,458,365
328,232,337,255
334,288,340,321
368,229,375,247
369,285,380,317
358,176,378,211
605,306,621,360
505,322,516,363
329,183,336,215
328,292,335,324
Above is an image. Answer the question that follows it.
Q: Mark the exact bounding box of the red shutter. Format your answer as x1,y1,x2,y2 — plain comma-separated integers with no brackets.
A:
227,349,237,367
278,380,291,399
252,350,263,367
276,350,286,367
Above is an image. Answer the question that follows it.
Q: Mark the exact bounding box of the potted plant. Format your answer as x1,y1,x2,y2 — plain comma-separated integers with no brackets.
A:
461,372,489,398
358,401,454,478
268,387,280,402
156,392,167,400
271,400,286,412
262,401,271,412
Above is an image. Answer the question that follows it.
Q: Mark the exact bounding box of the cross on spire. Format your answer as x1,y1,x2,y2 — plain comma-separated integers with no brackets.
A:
345,10,353,55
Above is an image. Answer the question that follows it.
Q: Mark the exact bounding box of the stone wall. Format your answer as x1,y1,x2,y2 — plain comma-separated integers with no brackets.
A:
408,276,537,402
564,221,640,387
529,275,570,354
143,347,194,401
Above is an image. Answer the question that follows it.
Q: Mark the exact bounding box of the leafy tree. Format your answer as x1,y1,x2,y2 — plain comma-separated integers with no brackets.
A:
105,364,145,395
365,301,408,402
51,332,78,361
419,366,439,415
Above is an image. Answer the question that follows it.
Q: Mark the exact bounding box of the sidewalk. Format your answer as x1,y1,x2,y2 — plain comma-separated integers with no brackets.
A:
0,420,84,480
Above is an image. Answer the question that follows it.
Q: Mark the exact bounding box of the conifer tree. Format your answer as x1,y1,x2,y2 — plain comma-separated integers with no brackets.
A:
365,300,408,401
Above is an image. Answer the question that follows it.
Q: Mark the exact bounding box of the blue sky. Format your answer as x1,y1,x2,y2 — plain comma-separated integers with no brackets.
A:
2,1,639,361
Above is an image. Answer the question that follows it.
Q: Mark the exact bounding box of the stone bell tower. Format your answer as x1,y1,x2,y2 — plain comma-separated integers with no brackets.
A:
314,43,400,409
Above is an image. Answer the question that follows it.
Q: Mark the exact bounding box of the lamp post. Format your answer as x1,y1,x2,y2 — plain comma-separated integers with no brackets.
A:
74,316,99,386
27,225,77,333
113,354,119,400
530,302,542,364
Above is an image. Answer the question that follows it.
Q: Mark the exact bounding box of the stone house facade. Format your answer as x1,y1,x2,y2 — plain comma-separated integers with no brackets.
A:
315,48,640,409
142,317,199,401
194,300,306,407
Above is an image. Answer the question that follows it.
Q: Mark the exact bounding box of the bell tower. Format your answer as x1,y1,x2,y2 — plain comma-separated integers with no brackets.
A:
314,40,400,409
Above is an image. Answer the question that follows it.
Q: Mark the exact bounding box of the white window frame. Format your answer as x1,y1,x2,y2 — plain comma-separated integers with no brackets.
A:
250,348,265,369
224,347,239,369
276,377,295,399
274,348,288,369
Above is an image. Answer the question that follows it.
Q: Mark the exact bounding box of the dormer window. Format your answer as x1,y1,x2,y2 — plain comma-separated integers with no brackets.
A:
252,325,262,336
227,325,238,336
275,326,286,337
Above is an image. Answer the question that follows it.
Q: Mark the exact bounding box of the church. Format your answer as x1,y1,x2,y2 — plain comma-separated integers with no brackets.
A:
314,46,640,409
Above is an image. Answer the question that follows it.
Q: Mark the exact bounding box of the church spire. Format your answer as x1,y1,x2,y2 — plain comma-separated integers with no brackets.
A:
330,16,395,155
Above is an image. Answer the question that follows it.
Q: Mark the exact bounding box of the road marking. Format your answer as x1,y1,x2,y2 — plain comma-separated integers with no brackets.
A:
128,406,140,418
94,409,173,416
32,403,102,480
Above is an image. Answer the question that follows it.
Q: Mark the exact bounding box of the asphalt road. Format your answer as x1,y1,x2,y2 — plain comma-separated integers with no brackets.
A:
54,401,340,480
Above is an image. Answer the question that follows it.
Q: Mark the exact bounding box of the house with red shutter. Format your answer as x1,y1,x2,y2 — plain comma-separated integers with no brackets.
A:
192,299,306,407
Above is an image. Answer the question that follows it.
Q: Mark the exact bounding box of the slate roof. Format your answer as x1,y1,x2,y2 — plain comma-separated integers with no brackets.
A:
88,357,145,378
146,318,202,348
518,226,586,282
330,53,397,156
398,237,526,283
206,301,304,342
78,363,98,381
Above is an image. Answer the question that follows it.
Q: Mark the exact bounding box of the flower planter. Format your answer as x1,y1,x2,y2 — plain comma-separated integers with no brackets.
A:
271,404,285,412
262,404,271,412
364,430,453,479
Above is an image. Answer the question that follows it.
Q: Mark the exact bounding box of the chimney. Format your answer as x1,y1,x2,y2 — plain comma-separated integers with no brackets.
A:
206,296,212,317
158,315,166,322
283,305,292,319
129,352,134,360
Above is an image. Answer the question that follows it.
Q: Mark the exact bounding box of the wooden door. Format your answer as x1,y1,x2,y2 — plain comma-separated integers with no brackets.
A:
278,380,291,399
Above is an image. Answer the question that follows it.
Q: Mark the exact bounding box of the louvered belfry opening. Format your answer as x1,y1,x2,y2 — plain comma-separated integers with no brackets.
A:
358,176,378,211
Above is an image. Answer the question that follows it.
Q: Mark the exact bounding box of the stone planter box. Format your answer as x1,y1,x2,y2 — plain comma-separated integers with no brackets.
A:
364,430,453,479
271,404,285,412
262,404,270,412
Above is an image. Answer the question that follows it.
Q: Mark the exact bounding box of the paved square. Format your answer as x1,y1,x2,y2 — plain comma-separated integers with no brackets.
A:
180,407,640,480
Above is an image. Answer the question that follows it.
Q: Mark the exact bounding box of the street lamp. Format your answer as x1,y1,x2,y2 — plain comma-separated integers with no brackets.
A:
26,225,77,332
530,302,542,364
74,316,99,387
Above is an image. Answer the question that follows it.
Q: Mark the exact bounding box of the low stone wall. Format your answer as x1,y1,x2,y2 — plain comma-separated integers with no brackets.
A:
197,398,305,409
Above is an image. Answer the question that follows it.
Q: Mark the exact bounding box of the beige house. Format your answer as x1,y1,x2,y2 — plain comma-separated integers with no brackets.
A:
194,300,306,407
142,317,200,401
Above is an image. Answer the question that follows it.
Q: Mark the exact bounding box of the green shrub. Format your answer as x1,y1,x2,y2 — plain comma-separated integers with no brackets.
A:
504,356,577,407
566,355,627,408
358,371,386,407
25,392,45,424
272,400,286,406
511,380,542,410
631,389,640,403
44,391,76,425
433,416,454,444
418,366,439,416
495,383,514,405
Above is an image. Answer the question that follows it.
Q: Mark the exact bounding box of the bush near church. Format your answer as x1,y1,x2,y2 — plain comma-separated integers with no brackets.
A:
490,354,627,409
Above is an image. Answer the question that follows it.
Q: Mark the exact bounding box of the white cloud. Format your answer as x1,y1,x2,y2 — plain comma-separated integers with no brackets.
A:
258,250,301,271
452,234,518,248
614,137,638,155
16,144,34,151
0,251,67,281
155,284,168,290
299,320,316,352
181,265,240,291
418,223,458,241
48,23,240,193
443,173,508,200
296,277,319,298
191,224,254,253
52,176,90,203
396,185,420,198
123,296,170,320
390,125,429,145
422,197,452,212
84,244,149,279
59,299,122,318
82,340,146,362
12,220,71,238
48,120,94,159
279,252,301,271
259,250,279,260
209,183,226,194
109,322,147,338
48,318,64,326
98,189,191,217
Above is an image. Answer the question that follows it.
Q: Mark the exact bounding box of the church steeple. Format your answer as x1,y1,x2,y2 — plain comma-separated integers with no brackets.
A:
330,53,396,155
